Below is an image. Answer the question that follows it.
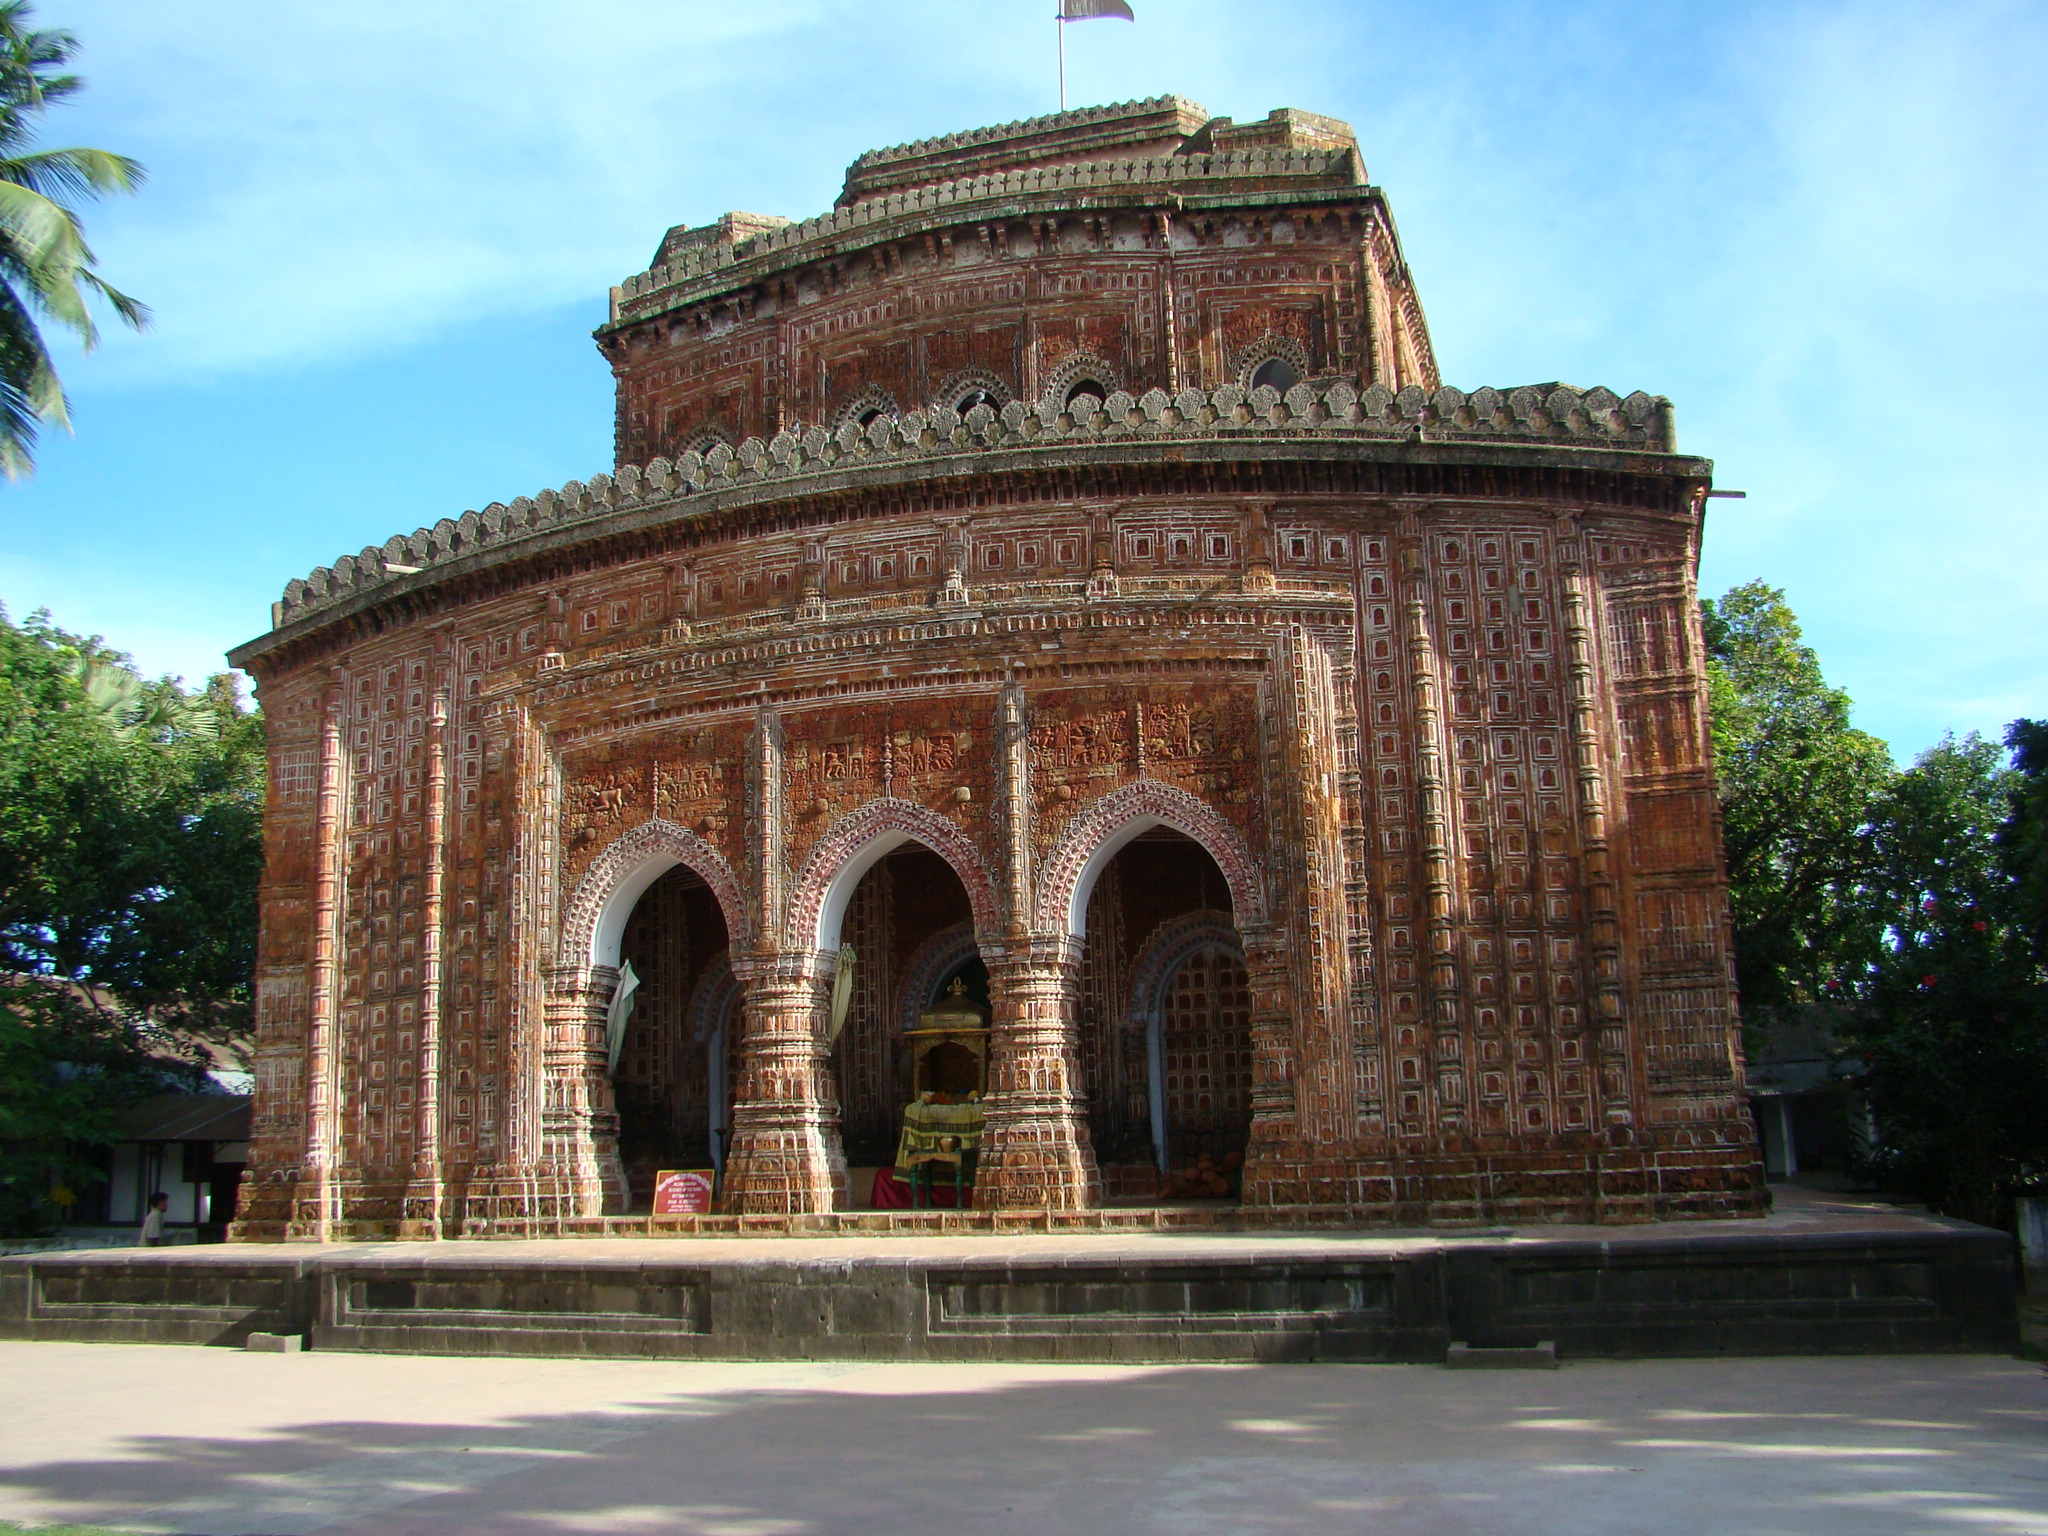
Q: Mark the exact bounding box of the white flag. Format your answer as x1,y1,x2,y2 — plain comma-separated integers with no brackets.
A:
828,943,857,1044
604,959,640,1076
1061,0,1134,19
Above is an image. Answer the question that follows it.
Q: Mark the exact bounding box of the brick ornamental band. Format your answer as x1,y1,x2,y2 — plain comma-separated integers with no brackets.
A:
225,97,1764,1239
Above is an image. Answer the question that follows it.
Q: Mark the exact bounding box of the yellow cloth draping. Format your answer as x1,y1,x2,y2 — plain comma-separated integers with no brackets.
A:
894,1099,985,1171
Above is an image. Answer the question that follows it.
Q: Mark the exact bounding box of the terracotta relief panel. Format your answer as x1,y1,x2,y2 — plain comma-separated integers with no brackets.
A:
558,723,750,899
1029,686,1264,857
1030,308,1140,390
1216,297,1326,371
779,697,996,877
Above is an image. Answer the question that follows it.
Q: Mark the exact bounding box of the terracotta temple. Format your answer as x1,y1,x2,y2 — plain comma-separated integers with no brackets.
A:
226,96,1765,1238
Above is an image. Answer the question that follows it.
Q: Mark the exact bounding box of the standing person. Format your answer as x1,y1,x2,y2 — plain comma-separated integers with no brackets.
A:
138,1192,168,1247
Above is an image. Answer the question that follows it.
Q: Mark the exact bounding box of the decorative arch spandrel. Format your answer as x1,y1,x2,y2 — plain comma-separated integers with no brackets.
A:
559,817,751,973
777,699,997,890
1036,779,1267,940
785,796,1000,954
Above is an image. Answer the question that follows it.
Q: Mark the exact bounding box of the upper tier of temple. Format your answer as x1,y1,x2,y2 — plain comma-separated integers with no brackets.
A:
837,97,1362,205
598,97,1438,467
616,98,1374,324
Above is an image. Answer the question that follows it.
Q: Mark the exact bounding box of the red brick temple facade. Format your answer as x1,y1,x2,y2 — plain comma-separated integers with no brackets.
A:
227,97,1765,1239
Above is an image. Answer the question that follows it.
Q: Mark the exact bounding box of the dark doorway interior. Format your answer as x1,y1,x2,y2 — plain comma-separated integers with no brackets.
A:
1075,827,1251,1199
614,865,734,1209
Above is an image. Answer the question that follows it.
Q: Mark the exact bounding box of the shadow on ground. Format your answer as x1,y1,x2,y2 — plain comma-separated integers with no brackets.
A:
2,1353,2044,1536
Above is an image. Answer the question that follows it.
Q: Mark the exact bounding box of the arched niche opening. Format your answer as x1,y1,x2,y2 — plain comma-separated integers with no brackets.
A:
1248,355,1302,395
611,864,735,1209
1072,826,1253,1202
827,843,984,1204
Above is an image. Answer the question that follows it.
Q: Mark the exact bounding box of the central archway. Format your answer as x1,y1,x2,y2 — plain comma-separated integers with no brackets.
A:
778,800,998,1209
786,797,998,953
561,817,749,971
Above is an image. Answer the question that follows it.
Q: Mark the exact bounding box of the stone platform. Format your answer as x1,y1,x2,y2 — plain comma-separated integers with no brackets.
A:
0,1189,2014,1364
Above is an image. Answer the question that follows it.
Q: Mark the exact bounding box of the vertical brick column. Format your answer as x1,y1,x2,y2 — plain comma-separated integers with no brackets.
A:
1238,922,1305,1206
537,964,627,1220
283,669,347,1242
975,941,1100,1210
401,653,451,1238
720,952,848,1214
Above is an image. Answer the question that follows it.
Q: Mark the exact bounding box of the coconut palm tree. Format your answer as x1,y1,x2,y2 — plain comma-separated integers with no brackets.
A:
0,2,145,479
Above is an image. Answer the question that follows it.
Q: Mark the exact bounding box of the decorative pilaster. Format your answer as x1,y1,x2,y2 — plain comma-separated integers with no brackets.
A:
997,679,1031,941
720,707,847,1213
537,964,626,1220
1560,547,1633,1138
1241,502,1277,593
401,641,452,1238
719,952,848,1213
1277,626,1358,1145
1401,525,1467,1134
975,941,1099,1210
1085,510,1118,600
285,669,346,1242
1237,920,1304,1205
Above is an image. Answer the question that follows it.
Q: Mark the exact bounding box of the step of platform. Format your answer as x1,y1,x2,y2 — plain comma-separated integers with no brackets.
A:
0,1192,2017,1364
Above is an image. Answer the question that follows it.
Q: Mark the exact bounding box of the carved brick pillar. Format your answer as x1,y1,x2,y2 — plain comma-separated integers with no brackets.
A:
537,964,627,1219
282,667,347,1243
401,647,452,1239
975,941,1099,1210
1238,922,1303,1206
720,952,848,1214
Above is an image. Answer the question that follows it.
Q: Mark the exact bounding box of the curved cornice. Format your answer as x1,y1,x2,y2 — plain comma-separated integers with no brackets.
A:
604,145,1370,327
232,380,1708,673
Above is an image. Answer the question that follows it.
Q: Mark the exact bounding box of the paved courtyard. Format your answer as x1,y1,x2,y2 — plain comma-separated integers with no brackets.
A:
2,1341,2042,1535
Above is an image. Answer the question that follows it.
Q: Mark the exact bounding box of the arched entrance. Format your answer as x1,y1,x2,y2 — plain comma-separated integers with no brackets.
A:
826,844,985,1205
1072,827,1254,1201
552,818,751,1218
611,865,734,1209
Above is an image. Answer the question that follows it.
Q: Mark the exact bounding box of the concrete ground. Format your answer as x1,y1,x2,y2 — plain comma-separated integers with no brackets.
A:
1,1343,2043,1536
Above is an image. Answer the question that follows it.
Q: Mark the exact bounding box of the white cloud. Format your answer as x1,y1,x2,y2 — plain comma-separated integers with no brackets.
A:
43,0,846,380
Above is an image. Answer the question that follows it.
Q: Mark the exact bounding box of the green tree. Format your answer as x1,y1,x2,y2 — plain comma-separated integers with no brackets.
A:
0,1,146,478
1835,734,2048,1226
1701,580,1895,1011
0,608,258,1236
0,973,198,1236
1999,718,2048,959
0,606,263,1048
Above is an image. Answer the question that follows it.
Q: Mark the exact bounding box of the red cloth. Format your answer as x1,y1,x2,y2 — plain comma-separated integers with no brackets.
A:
868,1165,964,1209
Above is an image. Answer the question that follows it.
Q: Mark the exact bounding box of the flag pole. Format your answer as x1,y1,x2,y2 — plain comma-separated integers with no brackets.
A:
1057,5,1066,111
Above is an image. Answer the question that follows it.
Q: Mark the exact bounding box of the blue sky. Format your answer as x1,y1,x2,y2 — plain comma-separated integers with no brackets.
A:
1,0,2042,760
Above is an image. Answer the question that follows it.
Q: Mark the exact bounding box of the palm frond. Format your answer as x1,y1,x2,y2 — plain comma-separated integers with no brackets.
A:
0,272,64,475
0,3,138,478
0,179,100,346
0,146,144,202
78,267,145,331
0,174,76,258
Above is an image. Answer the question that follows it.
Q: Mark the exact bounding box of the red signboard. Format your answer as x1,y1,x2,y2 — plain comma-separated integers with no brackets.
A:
653,1169,715,1215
